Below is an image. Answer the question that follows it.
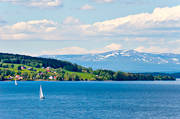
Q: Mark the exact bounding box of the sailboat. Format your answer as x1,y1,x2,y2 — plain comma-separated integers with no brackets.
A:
40,85,45,99
15,79,18,86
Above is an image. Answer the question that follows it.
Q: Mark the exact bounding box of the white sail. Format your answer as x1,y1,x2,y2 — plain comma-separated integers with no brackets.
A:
40,85,45,99
15,79,18,86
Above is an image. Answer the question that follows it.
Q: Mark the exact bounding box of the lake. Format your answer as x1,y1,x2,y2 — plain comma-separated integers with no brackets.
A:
1,81,180,119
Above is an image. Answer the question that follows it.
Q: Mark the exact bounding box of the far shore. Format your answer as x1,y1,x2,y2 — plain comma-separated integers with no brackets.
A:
0,79,177,82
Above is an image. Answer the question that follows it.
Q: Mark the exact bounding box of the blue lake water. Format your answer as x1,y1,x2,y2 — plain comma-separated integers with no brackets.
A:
1,81,180,119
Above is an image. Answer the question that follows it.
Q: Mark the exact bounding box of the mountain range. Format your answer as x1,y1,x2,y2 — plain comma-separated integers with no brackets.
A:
41,50,180,72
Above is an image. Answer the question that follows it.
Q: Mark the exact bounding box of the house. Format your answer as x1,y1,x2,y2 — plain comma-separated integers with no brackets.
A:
21,66,26,70
15,75,23,80
46,67,51,72
15,75,20,79
49,76,53,80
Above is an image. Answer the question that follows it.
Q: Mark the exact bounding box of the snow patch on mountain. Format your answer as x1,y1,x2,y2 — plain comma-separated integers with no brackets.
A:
41,49,180,72
172,58,179,62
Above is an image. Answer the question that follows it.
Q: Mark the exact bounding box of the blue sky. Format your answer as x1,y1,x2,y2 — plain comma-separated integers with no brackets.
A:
0,0,180,56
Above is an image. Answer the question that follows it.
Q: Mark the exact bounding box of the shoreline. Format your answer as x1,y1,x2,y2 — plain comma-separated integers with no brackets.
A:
1,79,176,82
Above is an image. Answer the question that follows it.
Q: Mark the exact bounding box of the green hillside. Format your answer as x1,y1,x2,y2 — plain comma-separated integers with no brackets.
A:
0,53,176,81
0,53,88,72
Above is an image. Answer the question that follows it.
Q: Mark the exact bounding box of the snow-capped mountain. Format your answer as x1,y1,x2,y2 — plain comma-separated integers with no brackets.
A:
41,50,180,72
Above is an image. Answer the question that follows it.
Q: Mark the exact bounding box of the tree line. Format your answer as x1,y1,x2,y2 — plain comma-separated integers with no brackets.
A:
0,53,176,81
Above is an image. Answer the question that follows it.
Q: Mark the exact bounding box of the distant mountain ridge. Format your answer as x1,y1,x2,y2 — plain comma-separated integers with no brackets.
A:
41,50,180,72
1,52,175,81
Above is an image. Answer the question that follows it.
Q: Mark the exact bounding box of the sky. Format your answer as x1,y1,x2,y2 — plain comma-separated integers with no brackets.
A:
0,0,180,56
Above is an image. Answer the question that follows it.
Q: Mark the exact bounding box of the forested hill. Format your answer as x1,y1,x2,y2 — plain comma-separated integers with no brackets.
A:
0,53,176,81
0,53,88,72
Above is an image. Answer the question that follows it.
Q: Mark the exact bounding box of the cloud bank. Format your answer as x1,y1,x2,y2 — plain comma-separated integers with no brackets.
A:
1,5,180,40
82,5,180,37
1,5,180,54
0,0,63,7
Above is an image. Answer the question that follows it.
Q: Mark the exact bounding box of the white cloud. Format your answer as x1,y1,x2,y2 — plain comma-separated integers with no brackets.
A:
134,46,180,54
0,0,63,7
29,0,62,7
82,5,180,37
62,16,81,25
0,33,29,40
11,19,56,32
1,5,180,43
41,43,123,55
94,0,114,3
105,43,122,51
135,46,168,53
0,19,57,40
0,17,87,40
80,4,94,10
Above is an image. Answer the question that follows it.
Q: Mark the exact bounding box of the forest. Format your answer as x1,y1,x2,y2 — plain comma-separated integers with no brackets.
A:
0,53,176,81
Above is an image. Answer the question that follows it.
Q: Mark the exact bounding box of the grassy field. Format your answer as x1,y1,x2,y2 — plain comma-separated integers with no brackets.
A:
67,71,96,80
0,63,97,81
